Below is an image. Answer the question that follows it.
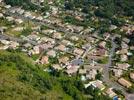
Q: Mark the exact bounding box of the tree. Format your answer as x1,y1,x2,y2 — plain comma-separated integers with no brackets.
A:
64,1,74,10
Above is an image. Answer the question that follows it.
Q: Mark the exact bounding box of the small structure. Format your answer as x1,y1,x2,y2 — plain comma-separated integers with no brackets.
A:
73,48,84,56
130,73,134,80
53,32,62,39
55,44,66,52
116,63,130,70
118,78,132,88
46,50,56,57
112,69,123,77
106,88,117,98
85,80,105,91
58,56,69,65
40,56,49,64
52,64,62,70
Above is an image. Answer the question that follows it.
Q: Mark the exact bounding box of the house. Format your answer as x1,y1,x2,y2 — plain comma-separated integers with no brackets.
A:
58,56,69,65
40,37,48,42
66,65,79,75
52,64,62,70
73,48,84,56
46,38,55,44
130,73,134,80
116,63,130,70
106,88,117,98
40,37,55,44
18,9,24,15
93,47,107,56
66,67,78,75
0,45,9,50
13,27,24,31
70,36,79,41
67,25,84,33
109,25,117,30
0,27,7,34
112,69,123,77
118,78,132,88
15,19,23,24
0,40,10,45
6,16,14,22
85,80,105,91
121,42,128,49
116,49,128,54
55,44,66,52
86,69,97,80
23,43,32,48
75,16,84,21
46,50,56,57
52,32,62,39
27,34,40,41
50,6,59,15
103,32,110,40
41,43,54,49
36,16,43,21
40,56,49,64
42,29,55,35
61,40,73,46
9,41,19,49
99,41,106,48
0,13,3,18
0,0,3,3
130,46,134,50
31,0,44,5
79,69,87,74
33,46,40,54
123,38,130,44
5,5,11,9
82,43,91,50
24,11,32,18
120,54,128,62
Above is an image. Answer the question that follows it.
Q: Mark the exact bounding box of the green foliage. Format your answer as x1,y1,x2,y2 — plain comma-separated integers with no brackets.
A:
63,15,89,27
49,57,58,64
21,27,32,36
5,0,39,11
127,85,134,93
84,86,112,100
64,0,134,18
61,80,84,100
95,72,102,80
0,51,84,99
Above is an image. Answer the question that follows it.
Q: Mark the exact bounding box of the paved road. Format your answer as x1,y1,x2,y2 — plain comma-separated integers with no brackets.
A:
103,36,127,95
103,36,116,82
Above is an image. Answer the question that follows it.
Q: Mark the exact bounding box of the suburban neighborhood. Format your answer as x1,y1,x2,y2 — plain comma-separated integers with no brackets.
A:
0,0,134,100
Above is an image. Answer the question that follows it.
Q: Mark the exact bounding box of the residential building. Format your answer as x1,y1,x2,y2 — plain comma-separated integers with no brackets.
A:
130,73,134,80
106,88,117,98
40,56,49,64
118,78,132,88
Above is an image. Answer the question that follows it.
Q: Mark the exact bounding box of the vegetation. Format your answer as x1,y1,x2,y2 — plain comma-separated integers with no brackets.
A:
0,50,112,100
5,0,39,11
4,0,50,13
21,27,32,36
64,0,134,18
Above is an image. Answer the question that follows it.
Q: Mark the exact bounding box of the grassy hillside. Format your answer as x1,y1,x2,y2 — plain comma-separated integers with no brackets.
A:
0,50,112,100
0,50,74,100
